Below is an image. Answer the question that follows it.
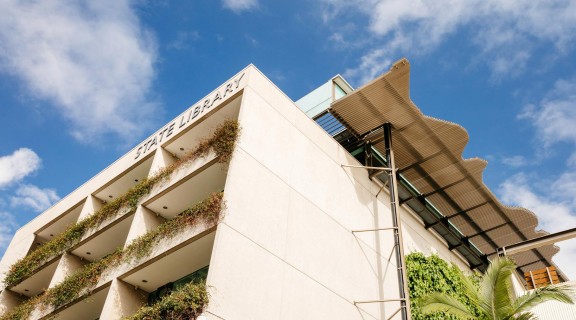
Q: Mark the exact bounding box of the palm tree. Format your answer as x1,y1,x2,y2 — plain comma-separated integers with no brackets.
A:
421,257,575,320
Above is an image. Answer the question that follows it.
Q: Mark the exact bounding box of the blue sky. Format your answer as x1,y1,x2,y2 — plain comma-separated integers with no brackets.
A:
1,0,576,279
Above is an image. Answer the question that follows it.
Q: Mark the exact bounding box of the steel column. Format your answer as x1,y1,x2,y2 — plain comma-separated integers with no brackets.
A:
383,123,411,320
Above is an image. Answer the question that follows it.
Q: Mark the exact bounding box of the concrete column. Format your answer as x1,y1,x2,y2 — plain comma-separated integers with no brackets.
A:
0,290,22,315
78,195,104,221
100,279,146,319
0,233,36,289
148,147,177,178
48,253,86,289
124,206,164,249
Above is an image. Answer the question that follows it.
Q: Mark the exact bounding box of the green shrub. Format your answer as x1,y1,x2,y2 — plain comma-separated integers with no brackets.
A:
42,192,222,310
125,282,208,320
43,252,121,308
0,192,224,320
3,120,239,287
1,120,239,320
123,192,224,263
0,296,38,320
406,252,482,320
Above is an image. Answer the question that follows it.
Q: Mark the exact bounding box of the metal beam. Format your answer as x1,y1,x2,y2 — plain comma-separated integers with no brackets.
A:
340,164,393,172
425,216,448,230
352,227,398,233
467,222,508,239
397,150,443,174
517,259,546,270
498,227,576,257
444,201,492,220
422,176,468,198
449,240,468,251
354,298,406,305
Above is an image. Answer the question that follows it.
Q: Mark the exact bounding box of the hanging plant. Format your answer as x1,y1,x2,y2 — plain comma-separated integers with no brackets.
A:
0,192,224,320
3,120,239,287
124,282,208,320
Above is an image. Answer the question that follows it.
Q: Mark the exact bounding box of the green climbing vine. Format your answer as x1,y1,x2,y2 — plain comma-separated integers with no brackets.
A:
0,192,224,320
0,120,238,320
3,120,239,287
124,282,208,320
406,252,483,320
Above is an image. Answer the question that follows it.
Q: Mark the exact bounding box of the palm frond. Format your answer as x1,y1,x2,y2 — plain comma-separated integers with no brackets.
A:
421,292,476,319
512,283,575,316
455,265,480,303
415,255,575,320
479,257,516,319
514,311,537,320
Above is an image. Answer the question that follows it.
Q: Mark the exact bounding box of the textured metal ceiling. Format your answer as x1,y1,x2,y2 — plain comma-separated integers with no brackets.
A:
330,58,565,280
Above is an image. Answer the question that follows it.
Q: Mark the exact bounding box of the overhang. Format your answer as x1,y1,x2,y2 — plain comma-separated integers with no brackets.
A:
329,58,566,281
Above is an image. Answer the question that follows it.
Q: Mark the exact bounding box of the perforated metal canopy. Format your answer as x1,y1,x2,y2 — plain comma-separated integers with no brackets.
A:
329,58,565,280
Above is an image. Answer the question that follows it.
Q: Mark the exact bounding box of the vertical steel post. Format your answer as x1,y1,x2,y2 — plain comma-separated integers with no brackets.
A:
383,123,412,320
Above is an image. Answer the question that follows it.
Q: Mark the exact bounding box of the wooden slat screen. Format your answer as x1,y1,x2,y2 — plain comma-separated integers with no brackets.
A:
525,266,560,289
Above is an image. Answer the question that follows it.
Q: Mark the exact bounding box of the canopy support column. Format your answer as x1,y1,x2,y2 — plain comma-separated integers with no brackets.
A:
383,123,411,320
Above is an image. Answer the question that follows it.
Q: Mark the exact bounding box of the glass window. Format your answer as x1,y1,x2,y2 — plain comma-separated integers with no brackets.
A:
147,265,209,304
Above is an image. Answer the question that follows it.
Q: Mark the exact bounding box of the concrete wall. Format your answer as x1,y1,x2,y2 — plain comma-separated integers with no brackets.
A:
206,68,473,320
0,66,250,278
0,65,476,319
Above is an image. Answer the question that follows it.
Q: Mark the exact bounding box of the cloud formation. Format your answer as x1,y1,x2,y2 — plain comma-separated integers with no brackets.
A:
0,148,41,188
501,155,529,168
520,78,576,153
343,48,392,88
0,211,18,251
11,185,60,212
322,0,576,85
0,1,157,143
500,174,576,232
499,173,576,279
0,148,59,253
222,0,258,13
496,75,576,280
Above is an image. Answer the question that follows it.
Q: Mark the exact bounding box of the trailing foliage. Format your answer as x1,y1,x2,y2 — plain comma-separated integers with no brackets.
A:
125,282,209,320
186,119,240,164
3,120,239,287
406,252,483,320
0,192,224,320
0,295,40,320
43,252,121,308
122,192,223,262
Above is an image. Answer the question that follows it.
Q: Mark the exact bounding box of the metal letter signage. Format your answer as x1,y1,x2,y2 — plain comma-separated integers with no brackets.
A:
134,72,245,160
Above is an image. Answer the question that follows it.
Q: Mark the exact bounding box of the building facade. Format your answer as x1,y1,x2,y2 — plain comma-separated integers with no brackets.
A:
0,61,565,319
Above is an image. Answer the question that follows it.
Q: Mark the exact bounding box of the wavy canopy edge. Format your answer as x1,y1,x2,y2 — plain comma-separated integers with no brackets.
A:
329,58,565,281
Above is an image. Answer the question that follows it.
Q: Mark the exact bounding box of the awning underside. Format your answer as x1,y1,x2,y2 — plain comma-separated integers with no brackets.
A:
329,58,564,280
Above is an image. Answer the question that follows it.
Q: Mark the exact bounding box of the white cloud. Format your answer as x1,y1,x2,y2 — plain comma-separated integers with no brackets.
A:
551,172,576,207
501,155,529,168
344,48,392,86
222,0,258,13
0,1,157,143
0,211,18,251
499,174,576,233
321,0,576,85
567,153,576,167
520,78,576,149
499,173,576,279
0,148,41,188
168,31,200,51
244,33,259,46
10,185,60,212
